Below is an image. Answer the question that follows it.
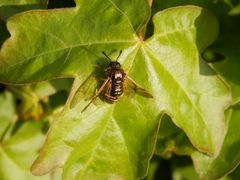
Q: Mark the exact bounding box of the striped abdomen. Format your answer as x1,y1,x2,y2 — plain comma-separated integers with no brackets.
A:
105,69,125,103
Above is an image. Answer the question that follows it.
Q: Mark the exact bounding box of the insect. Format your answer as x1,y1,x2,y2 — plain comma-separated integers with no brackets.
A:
81,50,153,112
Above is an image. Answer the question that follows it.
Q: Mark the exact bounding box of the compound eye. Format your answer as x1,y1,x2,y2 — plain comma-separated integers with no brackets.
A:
115,62,121,68
109,62,114,67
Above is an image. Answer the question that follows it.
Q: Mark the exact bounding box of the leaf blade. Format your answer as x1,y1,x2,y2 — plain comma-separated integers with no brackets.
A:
143,6,231,156
0,0,150,83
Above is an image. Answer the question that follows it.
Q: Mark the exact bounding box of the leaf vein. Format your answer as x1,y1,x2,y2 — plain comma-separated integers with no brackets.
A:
0,147,25,171
1,40,136,72
77,113,111,178
63,47,72,65
144,46,209,133
107,0,135,32
112,117,135,178
152,27,195,39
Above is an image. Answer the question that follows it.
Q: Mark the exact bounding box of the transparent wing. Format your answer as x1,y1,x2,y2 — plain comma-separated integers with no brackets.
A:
70,74,99,109
124,76,153,98
81,77,110,112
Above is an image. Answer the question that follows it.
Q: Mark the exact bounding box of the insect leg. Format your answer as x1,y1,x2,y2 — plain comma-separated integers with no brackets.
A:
84,88,98,101
81,77,110,113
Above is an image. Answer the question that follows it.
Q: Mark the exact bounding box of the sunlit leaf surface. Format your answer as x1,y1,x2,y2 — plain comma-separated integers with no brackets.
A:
0,0,48,20
0,1,231,179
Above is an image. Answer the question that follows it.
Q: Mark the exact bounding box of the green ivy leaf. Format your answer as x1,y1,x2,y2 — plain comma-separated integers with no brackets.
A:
209,31,240,104
0,0,48,20
153,0,240,105
6,79,72,121
32,79,73,99
0,91,15,138
227,165,240,179
171,156,199,180
191,106,240,180
155,107,240,179
0,121,52,180
0,0,149,83
154,115,189,158
229,3,240,16
144,157,161,180
145,6,230,156
8,85,45,120
151,2,239,179
151,0,231,17
31,76,162,179
200,1,240,105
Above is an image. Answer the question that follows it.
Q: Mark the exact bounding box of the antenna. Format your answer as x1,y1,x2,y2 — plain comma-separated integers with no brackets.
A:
102,50,122,62
115,50,122,61
102,51,112,61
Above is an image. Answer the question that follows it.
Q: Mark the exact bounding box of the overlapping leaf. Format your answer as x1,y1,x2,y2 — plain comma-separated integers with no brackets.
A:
155,107,240,179
190,106,240,180
151,0,231,16
32,79,73,99
202,2,240,105
0,91,15,138
209,30,240,104
7,79,72,120
0,121,53,180
0,0,48,20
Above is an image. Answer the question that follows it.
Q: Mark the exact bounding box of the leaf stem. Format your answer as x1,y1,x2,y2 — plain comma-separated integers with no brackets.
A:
147,0,153,7
138,0,153,41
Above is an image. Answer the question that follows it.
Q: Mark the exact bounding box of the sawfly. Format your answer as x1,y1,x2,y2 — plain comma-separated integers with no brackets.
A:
78,50,153,112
